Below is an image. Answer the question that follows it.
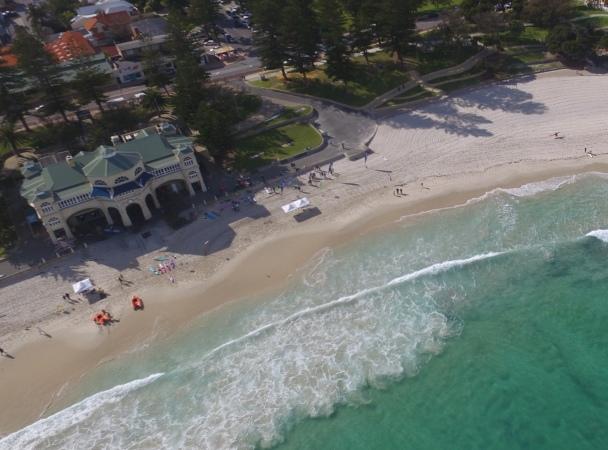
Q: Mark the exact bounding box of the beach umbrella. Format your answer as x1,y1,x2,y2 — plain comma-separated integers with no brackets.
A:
281,197,310,213
72,278,94,294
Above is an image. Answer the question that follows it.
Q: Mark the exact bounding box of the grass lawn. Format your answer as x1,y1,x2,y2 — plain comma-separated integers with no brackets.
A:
251,56,410,107
575,15,608,27
501,26,549,46
262,105,313,128
417,0,463,15
233,123,322,170
408,44,481,74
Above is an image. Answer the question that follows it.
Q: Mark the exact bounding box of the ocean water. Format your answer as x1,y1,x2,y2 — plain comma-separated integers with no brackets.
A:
3,173,608,449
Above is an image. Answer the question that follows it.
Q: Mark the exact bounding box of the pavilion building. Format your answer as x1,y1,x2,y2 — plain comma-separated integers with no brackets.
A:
20,124,206,242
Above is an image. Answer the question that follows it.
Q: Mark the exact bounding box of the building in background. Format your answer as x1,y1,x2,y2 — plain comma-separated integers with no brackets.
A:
20,124,206,242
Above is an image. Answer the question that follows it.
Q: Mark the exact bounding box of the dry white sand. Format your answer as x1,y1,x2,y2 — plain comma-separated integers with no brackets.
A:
1,69,608,435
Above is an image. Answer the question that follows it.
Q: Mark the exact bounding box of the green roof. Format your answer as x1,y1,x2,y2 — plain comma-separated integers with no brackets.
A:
117,134,177,164
20,129,194,203
81,146,141,178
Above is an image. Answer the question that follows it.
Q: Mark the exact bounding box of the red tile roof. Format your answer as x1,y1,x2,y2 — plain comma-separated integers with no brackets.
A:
46,32,96,62
101,45,119,58
0,46,18,67
84,11,132,31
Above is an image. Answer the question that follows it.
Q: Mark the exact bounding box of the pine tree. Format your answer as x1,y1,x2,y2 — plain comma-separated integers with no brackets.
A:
71,63,111,113
343,0,378,64
142,48,171,94
250,0,289,79
280,0,320,79
167,13,209,124
12,27,73,123
318,0,353,84
375,0,422,65
0,65,31,131
188,0,220,36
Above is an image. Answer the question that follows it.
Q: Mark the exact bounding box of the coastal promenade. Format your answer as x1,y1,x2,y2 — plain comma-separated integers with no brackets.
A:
1,69,608,435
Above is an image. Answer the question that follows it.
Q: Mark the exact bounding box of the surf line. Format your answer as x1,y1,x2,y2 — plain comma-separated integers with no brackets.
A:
200,252,506,362
0,373,164,446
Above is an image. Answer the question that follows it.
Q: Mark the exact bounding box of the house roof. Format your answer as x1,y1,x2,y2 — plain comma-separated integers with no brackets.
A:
130,17,168,38
84,11,132,31
76,0,136,18
118,134,176,164
46,32,96,62
82,146,141,177
20,131,193,203
0,46,18,67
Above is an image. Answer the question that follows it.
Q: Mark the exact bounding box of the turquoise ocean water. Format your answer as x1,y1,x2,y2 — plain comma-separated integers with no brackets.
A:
2,173,608,449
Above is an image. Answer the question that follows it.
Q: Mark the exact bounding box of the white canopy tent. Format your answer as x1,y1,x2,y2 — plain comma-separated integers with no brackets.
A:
281,197,310,213
72,278,94,294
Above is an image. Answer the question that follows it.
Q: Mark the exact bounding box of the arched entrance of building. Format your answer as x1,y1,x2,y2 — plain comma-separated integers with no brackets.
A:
155,179,189,211
145,194,157,213
67,208,108,239
107,207,124,227
126,203,146,226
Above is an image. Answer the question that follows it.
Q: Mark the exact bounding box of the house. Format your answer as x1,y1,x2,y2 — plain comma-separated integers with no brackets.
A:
71,0,138,31
83,11,133,45
586,0,608,9
129,16,168,39
20,125,206,242
45,31,96,62
115,33,168,59
110,58,144,83
0,45,17,67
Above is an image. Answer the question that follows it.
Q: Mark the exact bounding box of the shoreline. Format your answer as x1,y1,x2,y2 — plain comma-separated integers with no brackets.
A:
2,69,608,437
2,156,608,436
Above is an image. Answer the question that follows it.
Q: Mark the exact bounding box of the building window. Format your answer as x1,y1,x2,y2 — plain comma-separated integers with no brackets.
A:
134,167,143,176
114,176,129,185
47,217,61,227
40,202,54,214
183,157,194,167
152,164,180,177
189,171,198,180
94,180,107,186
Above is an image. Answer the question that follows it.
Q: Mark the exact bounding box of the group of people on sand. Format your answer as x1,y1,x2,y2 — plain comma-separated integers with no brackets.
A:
92,295,144,327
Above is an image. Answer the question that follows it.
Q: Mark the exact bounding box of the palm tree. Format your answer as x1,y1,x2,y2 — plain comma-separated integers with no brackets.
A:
0,120,22,157
141,88,166,114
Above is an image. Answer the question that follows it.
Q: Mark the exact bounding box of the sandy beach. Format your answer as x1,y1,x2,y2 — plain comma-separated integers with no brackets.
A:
1,69,608,436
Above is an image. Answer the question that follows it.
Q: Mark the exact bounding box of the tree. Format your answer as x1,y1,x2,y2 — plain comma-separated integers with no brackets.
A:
472,10,506,46
167,13,209,124
280,0,320,79
547,23,595,62
71,64,111,112
0,65,31,131
523,0,574,28
440,8,470,44
250,0,290,78
12,27,73,123
141,88,166,113
376,0,422,65
188,0,220,36
26,4,47,37
318,0,353,84
343,0,378,64
0,120,22,157
192,102,233,161
142,48,172,94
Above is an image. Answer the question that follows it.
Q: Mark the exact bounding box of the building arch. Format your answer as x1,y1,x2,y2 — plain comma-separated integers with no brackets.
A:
107,207,124,227
145,194,157,212
66,207,108,238
114,176,130,185
126,202,146,226
155,178,189,211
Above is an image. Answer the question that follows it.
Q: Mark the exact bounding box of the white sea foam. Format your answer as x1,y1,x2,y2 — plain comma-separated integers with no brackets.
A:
586,229,608,242
2,253,503,450
0,373,163,450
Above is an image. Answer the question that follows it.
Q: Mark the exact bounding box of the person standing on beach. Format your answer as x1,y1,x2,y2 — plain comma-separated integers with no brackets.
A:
0,347,5,356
